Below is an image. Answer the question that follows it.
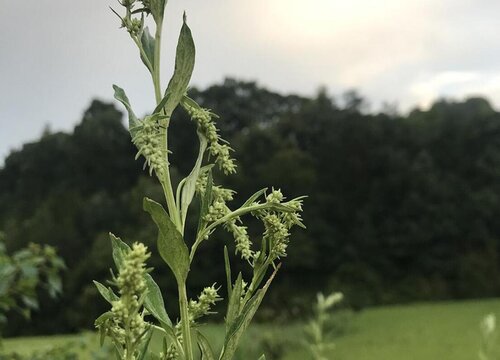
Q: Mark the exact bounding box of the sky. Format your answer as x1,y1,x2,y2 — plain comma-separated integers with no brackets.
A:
1,0,500,162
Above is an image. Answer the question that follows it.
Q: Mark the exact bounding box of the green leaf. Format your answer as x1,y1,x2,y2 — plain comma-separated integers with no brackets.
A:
154,14,195,116
197,169,213,234
93,280,119,304
258,356,266,360
113,85,139,132
225,273,243,330
95,311,113,326
223,246,232,299
47,273,62,298
109,233,130,270
140,27,156,72
266,203,298,213
144,274,173,327
181,132,207,225
196,330,216,360
220,266,280,360
241,188,268,208
137,327,155,360
21,295,38,311
95,311,113,346
143,197,190,283
150,0,167,24
181,94,202,111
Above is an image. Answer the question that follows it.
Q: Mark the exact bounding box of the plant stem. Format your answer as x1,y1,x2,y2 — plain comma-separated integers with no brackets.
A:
153,20,163,105
150,15,192,360
178,283,194,360
151,19,182,230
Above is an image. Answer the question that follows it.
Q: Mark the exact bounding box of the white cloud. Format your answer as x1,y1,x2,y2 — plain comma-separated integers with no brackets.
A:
410,71,481,107
408,71,500,108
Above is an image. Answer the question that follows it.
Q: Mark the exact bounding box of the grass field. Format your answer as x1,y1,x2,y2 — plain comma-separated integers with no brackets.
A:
4,298,500,359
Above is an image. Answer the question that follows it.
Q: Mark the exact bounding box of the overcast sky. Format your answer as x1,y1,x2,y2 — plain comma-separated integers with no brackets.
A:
1,0,500,163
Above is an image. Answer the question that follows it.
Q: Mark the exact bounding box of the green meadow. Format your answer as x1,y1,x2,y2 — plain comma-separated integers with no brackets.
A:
4,298,500,359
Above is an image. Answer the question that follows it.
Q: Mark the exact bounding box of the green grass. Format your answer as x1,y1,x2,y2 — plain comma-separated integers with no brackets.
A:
4,298,500,359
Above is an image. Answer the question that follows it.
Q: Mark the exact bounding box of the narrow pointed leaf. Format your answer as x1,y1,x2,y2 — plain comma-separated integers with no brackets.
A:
180,94,202,111
150,0,167,24
181,132,207,225
223,246,232,299
113,85,139,131
93,281,119,304
140,27,155,72
143,197,190,283
220,266,280,360
225,272,243,330
154,15,195,116
109,233,130,270
137,327,155,360
241,188,267,208
144,274,173,327
196,330,216,360
197,169,213,234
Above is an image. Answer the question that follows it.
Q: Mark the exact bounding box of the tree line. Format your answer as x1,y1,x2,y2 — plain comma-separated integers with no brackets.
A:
1,79,500,335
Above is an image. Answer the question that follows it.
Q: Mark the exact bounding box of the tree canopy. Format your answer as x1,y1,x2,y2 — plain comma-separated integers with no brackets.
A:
2,79,500,334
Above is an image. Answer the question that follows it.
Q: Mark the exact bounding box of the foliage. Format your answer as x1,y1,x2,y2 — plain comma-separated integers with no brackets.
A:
6,299,500,360
0,232,64,336
0,341,82,360
2,77,500,334
0,337,113,360
94,1,305,359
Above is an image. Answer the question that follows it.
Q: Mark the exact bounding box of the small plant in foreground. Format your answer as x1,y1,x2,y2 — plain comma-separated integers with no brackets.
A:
479,313,498,360
304,292,343,360
94,1,305,359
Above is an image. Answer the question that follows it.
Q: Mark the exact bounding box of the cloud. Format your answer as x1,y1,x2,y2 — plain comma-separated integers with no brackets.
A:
410,71,482,107
1,0,500,162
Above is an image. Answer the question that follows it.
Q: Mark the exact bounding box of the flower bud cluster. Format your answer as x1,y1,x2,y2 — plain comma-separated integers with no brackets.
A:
114,0,146,37
259,189,304,260
204,186,234,222
124,17,143,35
263,214,290,258
226,220,252,260
266,189,284,203
196,174,253,260
185,106,236,175
195,172,208,194
188,285,221,323
163,344,178,360
132,115,167,178
116,243,149,296
108,243,151,352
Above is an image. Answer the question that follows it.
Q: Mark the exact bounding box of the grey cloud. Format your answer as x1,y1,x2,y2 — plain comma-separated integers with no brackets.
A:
1,0,499,163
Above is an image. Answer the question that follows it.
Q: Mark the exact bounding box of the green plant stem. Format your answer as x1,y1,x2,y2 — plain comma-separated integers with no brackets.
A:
151,16,192,360
178,283,194,360
151,19,182,230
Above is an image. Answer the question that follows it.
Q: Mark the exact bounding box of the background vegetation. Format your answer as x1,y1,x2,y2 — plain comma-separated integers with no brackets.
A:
2,79,500,335
4,299,500,360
